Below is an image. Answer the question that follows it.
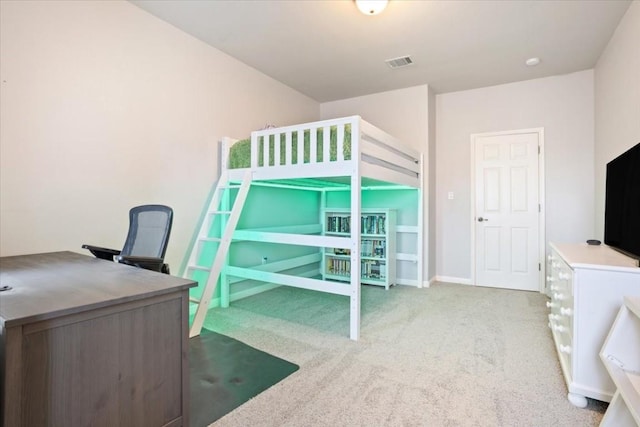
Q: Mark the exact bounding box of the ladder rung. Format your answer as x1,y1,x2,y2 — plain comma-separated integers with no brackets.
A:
188,264,211,272
221,184,241,189
209,210,232,215
189,297,200,304
199,237,221,242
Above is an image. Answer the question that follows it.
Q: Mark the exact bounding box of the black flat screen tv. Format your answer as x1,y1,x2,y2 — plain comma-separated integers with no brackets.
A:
604,142,640,262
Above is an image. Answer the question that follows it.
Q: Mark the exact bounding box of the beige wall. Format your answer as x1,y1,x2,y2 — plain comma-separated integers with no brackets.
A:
0,0,319,270
320,85,430,154
427,86,436,283
436,71,595,282
2,0,634,289
594,0,640,239
320,85,433,283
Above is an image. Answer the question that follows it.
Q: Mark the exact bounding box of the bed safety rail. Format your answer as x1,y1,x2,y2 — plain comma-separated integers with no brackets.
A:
225,116,421,188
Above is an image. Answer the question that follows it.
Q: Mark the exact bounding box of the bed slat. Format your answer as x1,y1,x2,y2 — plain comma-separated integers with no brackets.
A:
359,119,420,160
250,136,258,168
232,230,350,248
310,129,317,164
360,162,420,188
227,253,321,284
274,133,281,166
262,136,269,167
361,137,420,174
236,224,322,235
297,130,304,165
323,126,330,163
285,131,292,165
337,125,345,162
225,266,352,296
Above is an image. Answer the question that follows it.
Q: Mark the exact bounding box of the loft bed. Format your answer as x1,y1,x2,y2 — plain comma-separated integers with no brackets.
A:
190,115,423,341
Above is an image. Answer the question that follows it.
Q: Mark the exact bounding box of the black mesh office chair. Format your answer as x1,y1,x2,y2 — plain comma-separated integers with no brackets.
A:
82,204,173,274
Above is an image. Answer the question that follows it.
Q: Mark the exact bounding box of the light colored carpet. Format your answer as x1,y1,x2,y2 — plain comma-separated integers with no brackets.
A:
202,282,608,426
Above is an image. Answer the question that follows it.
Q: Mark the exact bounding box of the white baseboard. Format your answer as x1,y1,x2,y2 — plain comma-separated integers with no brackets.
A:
396,278,421,287
433,276,472,286
189,282,282,315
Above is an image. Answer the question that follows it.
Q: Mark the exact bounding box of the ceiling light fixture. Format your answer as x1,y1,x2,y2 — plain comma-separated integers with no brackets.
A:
355,0,388,16
525,57,541,67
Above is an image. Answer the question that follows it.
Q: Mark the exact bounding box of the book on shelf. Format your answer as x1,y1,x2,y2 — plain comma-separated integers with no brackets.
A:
360,239,385,258
362,215,386,235
327,215,351,233
334,248,351,255
327,213,387,235
360,259,385,279
327,258,351,276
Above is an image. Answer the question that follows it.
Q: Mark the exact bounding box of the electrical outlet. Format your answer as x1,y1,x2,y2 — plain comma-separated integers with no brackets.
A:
448,191,454,200
262,257,267,265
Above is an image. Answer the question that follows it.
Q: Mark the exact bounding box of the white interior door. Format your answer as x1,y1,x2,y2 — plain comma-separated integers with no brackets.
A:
473,131,541,291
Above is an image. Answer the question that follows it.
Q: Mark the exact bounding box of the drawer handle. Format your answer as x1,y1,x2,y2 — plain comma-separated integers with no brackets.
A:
559,272,570,280
548,313,561,321
546,301,556,308
553,324,566,333
547,276,556,282
559,345,572,354
560,307,573,316
553,292,565,301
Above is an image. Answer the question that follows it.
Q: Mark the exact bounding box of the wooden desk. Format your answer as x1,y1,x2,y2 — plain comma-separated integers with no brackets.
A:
0,251,197,427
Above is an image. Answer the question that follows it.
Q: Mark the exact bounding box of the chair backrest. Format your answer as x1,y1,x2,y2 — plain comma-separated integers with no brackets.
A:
121,205,173,258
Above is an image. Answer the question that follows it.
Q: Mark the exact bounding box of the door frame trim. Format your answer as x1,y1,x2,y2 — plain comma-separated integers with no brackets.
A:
470,128,546,292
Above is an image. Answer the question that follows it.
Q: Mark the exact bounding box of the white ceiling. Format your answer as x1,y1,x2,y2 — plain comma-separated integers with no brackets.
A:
131,0,632,102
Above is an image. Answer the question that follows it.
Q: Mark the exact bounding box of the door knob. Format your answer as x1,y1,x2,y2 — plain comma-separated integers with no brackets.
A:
477,217,488,222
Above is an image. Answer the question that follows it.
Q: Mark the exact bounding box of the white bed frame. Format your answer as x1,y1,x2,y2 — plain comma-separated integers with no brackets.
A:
218,115,423,340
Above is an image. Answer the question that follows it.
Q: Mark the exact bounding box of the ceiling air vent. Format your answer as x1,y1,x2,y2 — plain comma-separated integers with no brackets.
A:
385,56,413,69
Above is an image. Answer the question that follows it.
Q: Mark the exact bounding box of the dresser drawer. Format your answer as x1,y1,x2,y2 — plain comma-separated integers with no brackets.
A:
547,249,575,378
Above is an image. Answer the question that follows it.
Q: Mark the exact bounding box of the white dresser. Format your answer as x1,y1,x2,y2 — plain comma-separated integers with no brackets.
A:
547,242,640,407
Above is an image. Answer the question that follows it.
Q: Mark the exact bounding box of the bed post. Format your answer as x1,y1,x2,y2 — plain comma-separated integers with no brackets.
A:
220,138,231,306
418,152,425,288
320,190,327,291
350,117,362,341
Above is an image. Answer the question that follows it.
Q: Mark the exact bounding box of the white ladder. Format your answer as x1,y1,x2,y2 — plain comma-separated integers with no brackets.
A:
186,170,251,338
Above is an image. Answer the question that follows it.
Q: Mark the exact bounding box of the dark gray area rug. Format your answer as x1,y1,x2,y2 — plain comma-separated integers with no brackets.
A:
189,329,299,427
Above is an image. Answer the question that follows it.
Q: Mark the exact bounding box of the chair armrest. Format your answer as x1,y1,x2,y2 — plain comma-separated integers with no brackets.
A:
82,244,121,261
116,255,167,273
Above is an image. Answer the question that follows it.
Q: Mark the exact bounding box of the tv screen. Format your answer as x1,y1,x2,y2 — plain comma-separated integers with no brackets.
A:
604,142,640,261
